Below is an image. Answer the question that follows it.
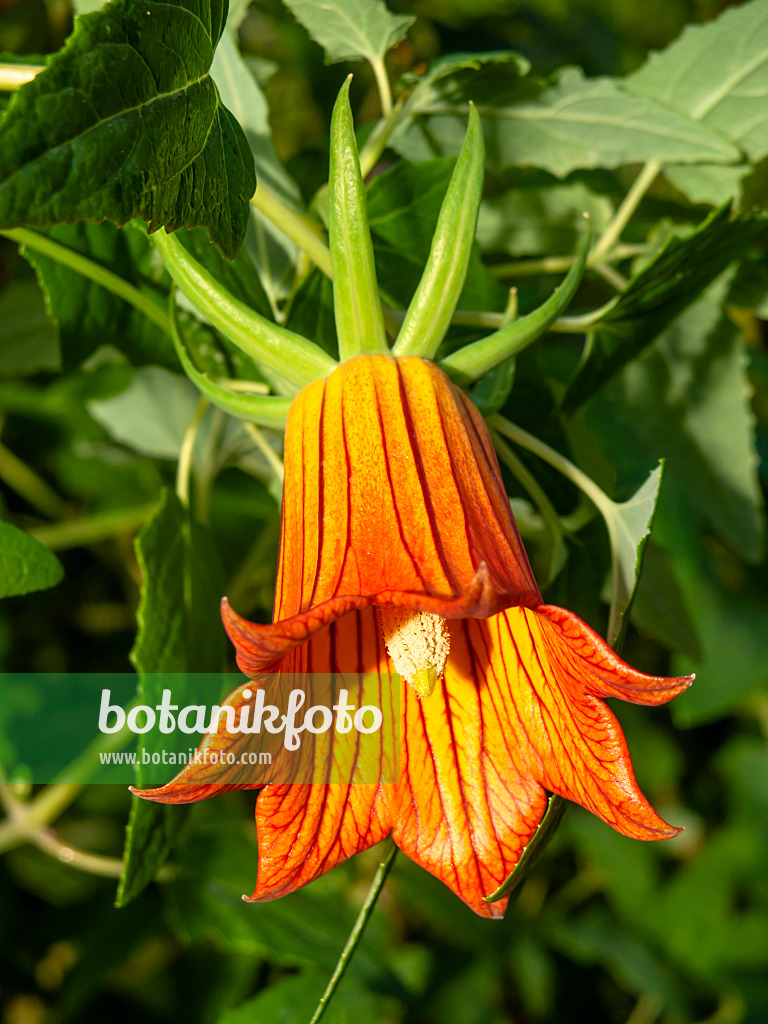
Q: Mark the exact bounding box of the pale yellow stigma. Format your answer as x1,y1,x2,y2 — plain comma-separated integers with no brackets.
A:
378,606,450,697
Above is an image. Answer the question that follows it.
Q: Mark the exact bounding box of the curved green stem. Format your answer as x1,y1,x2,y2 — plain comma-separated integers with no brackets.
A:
169,289,291,428
491,414,640,647
153,229,337,391
492,431,564,585
308,840,397,1024
0,227,171,335
28,504,154,550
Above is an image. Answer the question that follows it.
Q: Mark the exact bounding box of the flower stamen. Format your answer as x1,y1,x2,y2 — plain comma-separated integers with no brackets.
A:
379,606,450,697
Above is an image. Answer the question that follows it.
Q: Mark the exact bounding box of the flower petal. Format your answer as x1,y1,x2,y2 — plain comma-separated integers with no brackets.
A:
477,607,688,841
275,355,539,622
394,619,548,918
247,609,393,902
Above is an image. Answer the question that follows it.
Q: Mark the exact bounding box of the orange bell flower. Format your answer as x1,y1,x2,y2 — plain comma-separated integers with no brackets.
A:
138,354,691,918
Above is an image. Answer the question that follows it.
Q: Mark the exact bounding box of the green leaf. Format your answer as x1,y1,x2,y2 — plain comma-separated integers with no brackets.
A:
630,5,768,206
329,78,388,359
393,67,740,177
88,368,203,460
217,968,395,1024
393,105,485,359
575,273,765,567
165,803,365,969
662,163,750,207
20,222,173,372
0,0,255,259
0,278,59,376
477,181,613,257
627,0,768,203
282,0,413,66
564,206,766,411
118,489,225,905
601,462,664,645
0,520,63,598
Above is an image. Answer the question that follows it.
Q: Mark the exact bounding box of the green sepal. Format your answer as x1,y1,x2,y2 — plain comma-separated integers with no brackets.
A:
392,104,485,359
153,229,337,393
168,292,291,430
440,221,591,385
329,77,389,360
484,795,567,903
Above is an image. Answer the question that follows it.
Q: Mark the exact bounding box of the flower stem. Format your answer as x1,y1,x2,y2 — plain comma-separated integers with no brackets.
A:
307,840,397,1024
591,161,661,261
0,228,171,334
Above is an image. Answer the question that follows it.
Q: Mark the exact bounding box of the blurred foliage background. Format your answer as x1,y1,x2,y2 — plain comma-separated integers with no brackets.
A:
0,0,767,1022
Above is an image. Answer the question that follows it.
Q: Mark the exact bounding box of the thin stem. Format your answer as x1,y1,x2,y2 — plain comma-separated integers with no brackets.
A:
0,228,171,335
31,829,126,878
244,423,284,483
491,415,632,646
0,442,68,519
591,161,661,261
308,840,397,1024
0,63,43,90
593,262,628,292
491,415,609,527
250,186,333,279
176,398,209,508
370,58,393,119
492,431,563,584
491,243,649,279
28,504,154,550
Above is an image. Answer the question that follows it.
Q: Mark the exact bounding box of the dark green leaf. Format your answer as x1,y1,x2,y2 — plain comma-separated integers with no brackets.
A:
0,0,255,258
564,206,766,411
166,802,365,969
20,221,173,371
217,968,395,1024
0,521,63,598
117,489,225,905
0,277,59,375
572,274,765,566
367,157,506,315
